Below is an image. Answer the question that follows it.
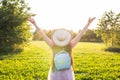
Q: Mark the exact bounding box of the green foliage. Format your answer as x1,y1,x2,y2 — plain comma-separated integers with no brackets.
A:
95,11,120,49
0,41,120,80
0,0,34,51
81,29,102,42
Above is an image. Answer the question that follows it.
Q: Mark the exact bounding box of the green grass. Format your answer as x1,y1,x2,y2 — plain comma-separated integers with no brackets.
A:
0,41,120,80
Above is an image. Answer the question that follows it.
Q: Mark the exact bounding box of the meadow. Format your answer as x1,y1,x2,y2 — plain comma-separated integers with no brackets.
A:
0,41,120,80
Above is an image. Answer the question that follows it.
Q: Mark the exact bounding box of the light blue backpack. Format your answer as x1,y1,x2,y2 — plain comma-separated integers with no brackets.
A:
54,50,71,70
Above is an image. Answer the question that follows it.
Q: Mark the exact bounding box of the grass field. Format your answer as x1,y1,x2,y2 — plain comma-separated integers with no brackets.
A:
0,41,120,80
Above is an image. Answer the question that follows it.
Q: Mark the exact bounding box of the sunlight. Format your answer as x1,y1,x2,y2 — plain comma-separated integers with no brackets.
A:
26,0,120,32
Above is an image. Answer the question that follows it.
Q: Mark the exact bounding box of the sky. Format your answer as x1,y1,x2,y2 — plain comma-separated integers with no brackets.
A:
26,0,120,32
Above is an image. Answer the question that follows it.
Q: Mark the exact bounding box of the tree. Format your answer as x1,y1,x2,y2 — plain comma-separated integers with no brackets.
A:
81,29,102,42
95,11,120,49
0,0,33,52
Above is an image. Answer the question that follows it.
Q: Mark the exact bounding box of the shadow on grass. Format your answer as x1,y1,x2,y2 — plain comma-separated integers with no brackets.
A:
0,48,23,60
105,47,120,53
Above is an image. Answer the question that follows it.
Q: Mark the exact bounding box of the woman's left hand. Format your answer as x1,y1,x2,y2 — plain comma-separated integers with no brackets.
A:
87,17,96,25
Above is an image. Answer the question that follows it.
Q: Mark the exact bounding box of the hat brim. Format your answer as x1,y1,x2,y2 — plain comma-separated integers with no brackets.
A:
52,29,72,47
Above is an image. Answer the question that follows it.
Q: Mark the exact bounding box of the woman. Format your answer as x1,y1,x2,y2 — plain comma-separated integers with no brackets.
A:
28,17,96,80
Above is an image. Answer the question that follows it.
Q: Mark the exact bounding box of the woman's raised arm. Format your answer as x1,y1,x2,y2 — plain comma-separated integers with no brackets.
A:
28,18,54,47
70,17,96,48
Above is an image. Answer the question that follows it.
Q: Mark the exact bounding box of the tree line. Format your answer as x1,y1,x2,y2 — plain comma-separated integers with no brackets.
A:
32,29,102,42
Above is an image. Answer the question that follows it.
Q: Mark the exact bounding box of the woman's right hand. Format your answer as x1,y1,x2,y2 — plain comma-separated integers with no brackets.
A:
28,17,36,25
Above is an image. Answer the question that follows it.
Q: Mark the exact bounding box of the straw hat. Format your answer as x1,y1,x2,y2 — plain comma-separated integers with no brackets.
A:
52,29,72,47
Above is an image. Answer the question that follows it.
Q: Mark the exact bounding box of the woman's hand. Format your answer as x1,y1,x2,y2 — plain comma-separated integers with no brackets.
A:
87,17,96,25
28,17,36,25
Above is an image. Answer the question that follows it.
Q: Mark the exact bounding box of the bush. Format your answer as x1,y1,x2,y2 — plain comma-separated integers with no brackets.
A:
0,0,34,52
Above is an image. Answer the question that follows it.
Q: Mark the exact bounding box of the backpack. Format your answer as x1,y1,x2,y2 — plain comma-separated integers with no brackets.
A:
54,50,71,70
